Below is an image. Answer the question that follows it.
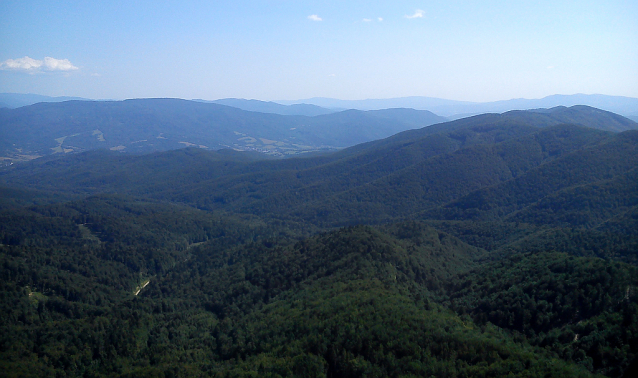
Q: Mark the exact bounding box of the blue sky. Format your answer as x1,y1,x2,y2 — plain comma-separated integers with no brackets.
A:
1,0,636,102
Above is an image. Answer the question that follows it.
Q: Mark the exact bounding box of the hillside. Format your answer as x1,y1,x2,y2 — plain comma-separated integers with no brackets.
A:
4,107,633,226
448,251,638,377
426,130,638,223
0,202,613,376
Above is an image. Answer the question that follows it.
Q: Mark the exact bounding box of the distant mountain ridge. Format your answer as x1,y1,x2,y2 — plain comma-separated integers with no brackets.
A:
201,98,338,117
0,98,446,160
278,94,638,118
4,92,637,119
0,93,90,108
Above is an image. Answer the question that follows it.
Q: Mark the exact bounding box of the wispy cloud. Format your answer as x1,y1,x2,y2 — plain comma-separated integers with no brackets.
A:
405,9,425,19
363,18,372,22
0,56,79,73
308,14,322,22
378,17,383,22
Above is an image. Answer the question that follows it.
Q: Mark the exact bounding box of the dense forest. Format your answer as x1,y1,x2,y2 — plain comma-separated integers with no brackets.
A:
1,105,637,377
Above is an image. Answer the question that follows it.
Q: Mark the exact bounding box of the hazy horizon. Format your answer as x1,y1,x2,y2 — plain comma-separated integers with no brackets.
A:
3,91,638,104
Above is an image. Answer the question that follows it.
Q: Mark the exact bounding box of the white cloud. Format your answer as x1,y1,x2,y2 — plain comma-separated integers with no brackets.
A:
405,9,425,19
363,18,372,22
378,17,383,22
43,57,78,71
0,56,42,71
0,56,78,73
308,14,322,21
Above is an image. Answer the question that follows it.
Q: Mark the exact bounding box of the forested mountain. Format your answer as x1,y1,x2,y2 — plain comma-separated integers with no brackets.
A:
207,98,337,116
4,106,635,226
1,105,637,377
0,98,446,160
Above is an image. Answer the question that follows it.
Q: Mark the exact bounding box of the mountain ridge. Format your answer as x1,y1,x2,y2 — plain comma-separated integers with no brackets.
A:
3,92,636,117
3,106,634,229
278,94,638,118
0,98,446,160
202,98,338,117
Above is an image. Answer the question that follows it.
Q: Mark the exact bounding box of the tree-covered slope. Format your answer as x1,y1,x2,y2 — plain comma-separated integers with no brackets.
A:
350,105,636,156
0,118,548,204
0,212,605,377
2,111,620,227
3,109,635,267
448,252,638,377
427,130,638,223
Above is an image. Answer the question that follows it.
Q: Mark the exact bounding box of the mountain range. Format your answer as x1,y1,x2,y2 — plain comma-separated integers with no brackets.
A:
5,105,635,232
1,103,638,377
0,98,446,160
202,98,338,117
3,92,637,119
278,94,638,118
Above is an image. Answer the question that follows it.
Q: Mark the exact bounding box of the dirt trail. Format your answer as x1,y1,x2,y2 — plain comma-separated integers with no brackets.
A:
134,280,150,296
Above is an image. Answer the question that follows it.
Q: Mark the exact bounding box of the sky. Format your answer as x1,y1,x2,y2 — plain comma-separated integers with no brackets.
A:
0,0,637,102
